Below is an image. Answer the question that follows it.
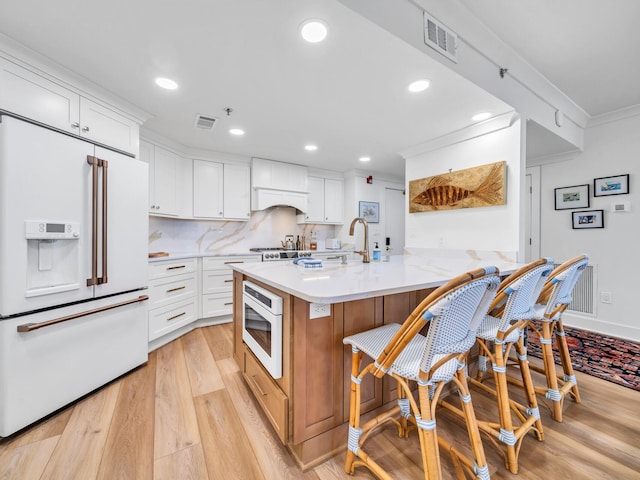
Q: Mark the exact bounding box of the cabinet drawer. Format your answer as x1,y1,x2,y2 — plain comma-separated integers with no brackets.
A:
148,258,197,281
148,274,196,310
244,349,288,444
202,270,233,294
201,292,233,318
202,255,260,270
149,299,197,341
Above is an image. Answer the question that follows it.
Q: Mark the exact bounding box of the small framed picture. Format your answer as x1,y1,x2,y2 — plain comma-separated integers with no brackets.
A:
594,174,629,197
572,210,604,229
358,201,379,223
554,184,590,210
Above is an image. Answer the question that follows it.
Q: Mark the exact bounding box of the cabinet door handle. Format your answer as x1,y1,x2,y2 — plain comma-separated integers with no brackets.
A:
167,312,186,321
167,265,186,270
224,302,233,306
250,375,267,396
71,122,80,129
224,261,244,264
82,125,90,132
166,285,186,293
224,279,233,283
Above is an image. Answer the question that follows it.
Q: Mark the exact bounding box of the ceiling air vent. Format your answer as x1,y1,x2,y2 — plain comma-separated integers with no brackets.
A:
423,12,457,63
195,114,218,130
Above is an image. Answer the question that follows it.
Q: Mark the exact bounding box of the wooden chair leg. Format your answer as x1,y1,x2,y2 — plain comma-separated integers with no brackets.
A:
514,336,544,441
492,341,519,473
555,320,581,404
540,321,564,421
345,349,363,475
417,384,443,480
455,369,490,480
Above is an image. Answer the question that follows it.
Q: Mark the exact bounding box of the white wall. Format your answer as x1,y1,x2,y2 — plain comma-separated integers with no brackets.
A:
405,118,522,255
533,110,640,341
336,171,404,252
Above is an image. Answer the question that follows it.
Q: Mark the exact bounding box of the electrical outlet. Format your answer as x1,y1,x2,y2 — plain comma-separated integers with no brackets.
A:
600,292,612,304
310,303,331,319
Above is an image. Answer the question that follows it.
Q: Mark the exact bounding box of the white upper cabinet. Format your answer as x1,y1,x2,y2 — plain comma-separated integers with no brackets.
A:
192,160,251,221
193,160,224,218
223,163,251,220
142,141,181,217
0,56,139,156
297,176,344,224
79,98,139,155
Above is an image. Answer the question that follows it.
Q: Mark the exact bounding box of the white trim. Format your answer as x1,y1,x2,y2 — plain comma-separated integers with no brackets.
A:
587,104,640,129
399,111,516,158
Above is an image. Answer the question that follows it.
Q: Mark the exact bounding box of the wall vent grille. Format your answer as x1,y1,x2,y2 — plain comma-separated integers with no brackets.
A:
555,264,594,314
423,12,457,63
195,114,218,130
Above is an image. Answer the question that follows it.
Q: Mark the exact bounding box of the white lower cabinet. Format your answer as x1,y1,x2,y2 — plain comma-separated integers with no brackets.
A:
201,255,260,319
148,255,260,347
148,258,198,341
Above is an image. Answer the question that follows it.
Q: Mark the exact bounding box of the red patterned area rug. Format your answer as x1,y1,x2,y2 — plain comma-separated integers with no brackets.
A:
526,325,640,392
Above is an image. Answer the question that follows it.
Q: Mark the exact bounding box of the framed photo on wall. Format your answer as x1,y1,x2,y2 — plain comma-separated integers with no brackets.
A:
358,201,379,223
554,184,590,210
572,210,604,229
593,174,629,197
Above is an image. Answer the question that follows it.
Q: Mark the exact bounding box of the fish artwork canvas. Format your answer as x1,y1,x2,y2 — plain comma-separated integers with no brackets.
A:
409,161,506,213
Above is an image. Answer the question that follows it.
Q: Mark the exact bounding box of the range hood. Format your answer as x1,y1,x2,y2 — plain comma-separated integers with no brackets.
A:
251,158,308,212
251,188,308,212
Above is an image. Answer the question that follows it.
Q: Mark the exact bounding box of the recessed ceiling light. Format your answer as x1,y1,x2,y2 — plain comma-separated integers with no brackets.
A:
300,19,328,43
304,144,318,151
359,156,371,162
472,112,492,122
155,77,178,90
229,128,245,136
408,79,430,93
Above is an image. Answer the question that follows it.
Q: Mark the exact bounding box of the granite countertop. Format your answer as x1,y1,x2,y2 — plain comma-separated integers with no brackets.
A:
230,251,522,304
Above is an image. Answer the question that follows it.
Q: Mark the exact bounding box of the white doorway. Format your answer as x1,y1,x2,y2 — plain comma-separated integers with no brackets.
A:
525,166,541,261
384,188,405,255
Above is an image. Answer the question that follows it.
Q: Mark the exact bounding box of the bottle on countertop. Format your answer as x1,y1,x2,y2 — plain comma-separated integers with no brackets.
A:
296,235,301,250
372,242,381,262
310,231,317,250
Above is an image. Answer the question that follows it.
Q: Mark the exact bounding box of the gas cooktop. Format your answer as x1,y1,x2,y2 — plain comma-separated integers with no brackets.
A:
249,247,313,261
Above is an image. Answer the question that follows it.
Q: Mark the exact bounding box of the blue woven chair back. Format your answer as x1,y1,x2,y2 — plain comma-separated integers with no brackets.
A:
420,268,500,373
545,255,589,313
498,258,554,332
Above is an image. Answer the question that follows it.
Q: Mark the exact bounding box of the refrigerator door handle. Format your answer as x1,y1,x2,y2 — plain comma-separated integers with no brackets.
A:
16,295,149,332
99,158,108,285
86,156,99,286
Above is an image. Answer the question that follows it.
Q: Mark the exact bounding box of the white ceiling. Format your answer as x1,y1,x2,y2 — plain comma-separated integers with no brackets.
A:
458,0,640,118
0,0,637,174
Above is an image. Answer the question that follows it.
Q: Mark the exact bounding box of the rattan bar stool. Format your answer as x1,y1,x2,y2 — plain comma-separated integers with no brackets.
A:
343,267,501,480
524,254,589,422
440,258,554,474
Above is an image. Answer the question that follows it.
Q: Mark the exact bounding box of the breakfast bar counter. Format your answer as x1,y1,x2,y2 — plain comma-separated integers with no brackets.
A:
229,250,520,469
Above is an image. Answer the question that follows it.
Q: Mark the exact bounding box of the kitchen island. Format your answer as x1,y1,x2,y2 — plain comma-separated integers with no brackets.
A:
230,251,520,469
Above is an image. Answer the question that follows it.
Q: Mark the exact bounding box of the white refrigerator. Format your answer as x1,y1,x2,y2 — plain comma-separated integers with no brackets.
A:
0,115,149,436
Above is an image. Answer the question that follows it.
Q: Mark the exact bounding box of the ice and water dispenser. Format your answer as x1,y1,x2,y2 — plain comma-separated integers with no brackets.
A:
25,220,81,297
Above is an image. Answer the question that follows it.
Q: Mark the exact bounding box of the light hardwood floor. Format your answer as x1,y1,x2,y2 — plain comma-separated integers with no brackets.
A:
1,323,639,479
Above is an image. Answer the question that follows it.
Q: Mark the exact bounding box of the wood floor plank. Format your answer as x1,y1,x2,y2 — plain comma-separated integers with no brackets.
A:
154,338,201,459
97,352,157,480
0,435,60,480
201,322,234,361
194,389,265,480
40,381,121,480
218,358,320,480
182,328,226,396
153,442,209,480
0,407,72,455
